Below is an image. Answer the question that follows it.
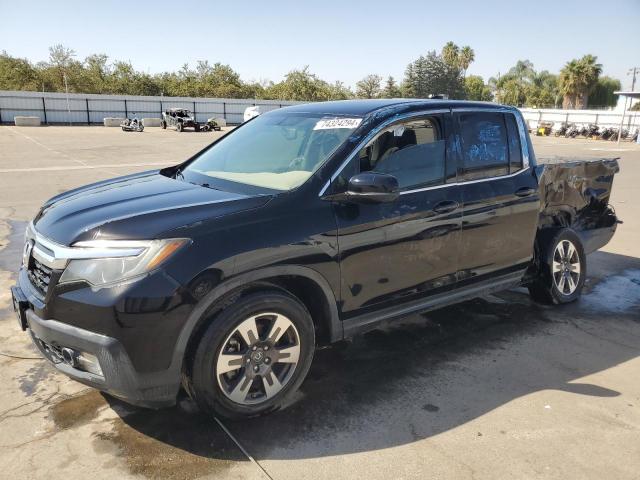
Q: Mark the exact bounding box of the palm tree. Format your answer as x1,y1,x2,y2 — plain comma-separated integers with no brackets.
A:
441,41,459,67
458,46,475,78
507,60,535,83
559,55,602,109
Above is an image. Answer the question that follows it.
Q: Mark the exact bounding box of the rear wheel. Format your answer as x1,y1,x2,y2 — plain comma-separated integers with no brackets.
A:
161,120,166,129
195,124,201,132
190,291,315,419
528,228,586,304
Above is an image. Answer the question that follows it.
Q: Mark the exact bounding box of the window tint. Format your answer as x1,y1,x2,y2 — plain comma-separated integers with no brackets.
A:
459,112,508,180
504,113,523,172
359,117,446,190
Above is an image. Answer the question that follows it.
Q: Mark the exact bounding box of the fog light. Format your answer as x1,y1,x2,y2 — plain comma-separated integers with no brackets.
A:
76,352,103,376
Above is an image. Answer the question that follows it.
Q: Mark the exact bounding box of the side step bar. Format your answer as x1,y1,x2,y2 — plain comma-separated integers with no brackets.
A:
342,271,524,338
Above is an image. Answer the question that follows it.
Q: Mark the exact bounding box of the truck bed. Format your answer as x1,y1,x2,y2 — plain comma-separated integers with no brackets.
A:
534,157,620,254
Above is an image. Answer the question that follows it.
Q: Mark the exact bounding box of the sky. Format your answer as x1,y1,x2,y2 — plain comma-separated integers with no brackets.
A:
1,0,639,90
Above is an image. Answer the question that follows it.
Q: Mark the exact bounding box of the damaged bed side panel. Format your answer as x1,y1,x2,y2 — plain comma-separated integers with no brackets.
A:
535,158,620,254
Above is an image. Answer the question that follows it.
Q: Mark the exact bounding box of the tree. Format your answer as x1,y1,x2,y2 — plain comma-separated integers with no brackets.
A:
382,76,401,98
496,78,527,106
559,54,602,109
588,76,621,108
507,60,535,83
0,51,41,91
492,61,559,108
401,64,416,97
356,74,382,98
464,75,492,101
440,42,475,78
48,44,76,69
265,66,335,101
458,46,475,78
326,81,354,100
530,70,560,107
84,54,110,93
403,49,465,99
441,41,460,67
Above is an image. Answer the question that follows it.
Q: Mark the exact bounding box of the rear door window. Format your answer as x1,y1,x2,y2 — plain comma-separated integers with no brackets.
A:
458,112,509,180
504,113,523,172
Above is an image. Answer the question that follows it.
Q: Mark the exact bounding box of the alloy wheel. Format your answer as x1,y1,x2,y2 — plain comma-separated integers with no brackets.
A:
552,239,581,295
216,312,300,405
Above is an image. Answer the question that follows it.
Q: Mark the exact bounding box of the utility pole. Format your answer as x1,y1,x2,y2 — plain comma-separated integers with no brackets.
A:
628,67,638,129
617,67,638,144
63,72,72,126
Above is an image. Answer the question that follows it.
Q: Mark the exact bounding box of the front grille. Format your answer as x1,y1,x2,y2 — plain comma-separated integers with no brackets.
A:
27,258,52,296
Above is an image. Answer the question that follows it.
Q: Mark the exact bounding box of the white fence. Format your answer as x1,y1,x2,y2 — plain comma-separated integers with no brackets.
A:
519,107,640,132
3,92,638,132
0,91,302,125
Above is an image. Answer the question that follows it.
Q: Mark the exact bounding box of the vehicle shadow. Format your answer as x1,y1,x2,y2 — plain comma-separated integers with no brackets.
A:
108,250,640,462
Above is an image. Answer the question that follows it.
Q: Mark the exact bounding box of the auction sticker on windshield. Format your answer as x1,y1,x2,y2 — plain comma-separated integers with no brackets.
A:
314,118,362,130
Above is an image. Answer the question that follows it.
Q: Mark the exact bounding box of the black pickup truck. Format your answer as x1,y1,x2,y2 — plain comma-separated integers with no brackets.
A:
11,100,619,419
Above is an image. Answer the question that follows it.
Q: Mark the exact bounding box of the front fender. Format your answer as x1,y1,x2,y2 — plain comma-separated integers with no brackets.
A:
168,265,342,376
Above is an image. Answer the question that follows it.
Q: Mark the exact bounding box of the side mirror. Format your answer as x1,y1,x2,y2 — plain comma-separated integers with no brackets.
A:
324,172,399,203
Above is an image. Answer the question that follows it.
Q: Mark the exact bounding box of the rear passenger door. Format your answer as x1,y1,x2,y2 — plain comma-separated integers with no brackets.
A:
454,110,539,281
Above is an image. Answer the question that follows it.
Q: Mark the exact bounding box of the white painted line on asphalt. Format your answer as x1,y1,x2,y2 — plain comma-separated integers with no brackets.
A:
7,126,91,167
0,162,169,173
589,148,636,152
214,417,274,480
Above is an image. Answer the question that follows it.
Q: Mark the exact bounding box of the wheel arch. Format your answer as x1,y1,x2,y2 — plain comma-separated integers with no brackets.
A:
172,265,342,381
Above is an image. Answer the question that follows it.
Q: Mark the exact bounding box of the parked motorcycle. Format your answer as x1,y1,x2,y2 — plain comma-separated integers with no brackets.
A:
606,128,619,141
584,124,600,138
201,118,222,132
598,127,615,140
616,128,629,141
565,124,580,138
555,122,571,137
121,117,144,132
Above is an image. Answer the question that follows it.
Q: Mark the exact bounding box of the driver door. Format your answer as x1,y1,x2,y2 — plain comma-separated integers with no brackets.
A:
331,112,462,319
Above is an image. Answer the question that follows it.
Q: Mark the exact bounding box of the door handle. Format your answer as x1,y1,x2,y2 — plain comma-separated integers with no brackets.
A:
433,200,459,214
515,187,535,197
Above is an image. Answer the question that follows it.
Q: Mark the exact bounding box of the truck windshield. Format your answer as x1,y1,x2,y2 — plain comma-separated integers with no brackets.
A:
184,112,361,191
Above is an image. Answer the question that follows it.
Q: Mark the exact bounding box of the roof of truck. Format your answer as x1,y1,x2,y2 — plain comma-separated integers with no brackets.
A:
279,99,513,117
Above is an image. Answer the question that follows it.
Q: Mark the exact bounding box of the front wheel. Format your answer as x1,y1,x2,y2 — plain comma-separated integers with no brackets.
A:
176,122,183,132
161,120,166,129
190,290,315,419
528,228,586,304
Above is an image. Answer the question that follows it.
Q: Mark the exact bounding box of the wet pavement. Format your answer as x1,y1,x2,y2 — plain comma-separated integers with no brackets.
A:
0,128,639,479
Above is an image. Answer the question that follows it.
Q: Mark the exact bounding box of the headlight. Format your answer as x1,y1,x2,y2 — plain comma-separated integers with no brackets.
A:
59,238,189,287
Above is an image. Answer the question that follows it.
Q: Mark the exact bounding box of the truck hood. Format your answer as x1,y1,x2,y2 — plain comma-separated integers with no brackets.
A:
33,171,271,245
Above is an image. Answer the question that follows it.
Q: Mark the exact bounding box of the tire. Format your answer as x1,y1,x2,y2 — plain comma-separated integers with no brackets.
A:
528,228,586,305
190,290,315,419
195,124,201,132
176,122,183,132
161,121,166,129
139,126,144,132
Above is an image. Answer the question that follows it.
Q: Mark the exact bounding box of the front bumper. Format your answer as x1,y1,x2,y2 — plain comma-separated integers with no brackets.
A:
15,284,181,408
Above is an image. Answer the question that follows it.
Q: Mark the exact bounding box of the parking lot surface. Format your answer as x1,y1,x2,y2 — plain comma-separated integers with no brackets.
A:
0,126,639,480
